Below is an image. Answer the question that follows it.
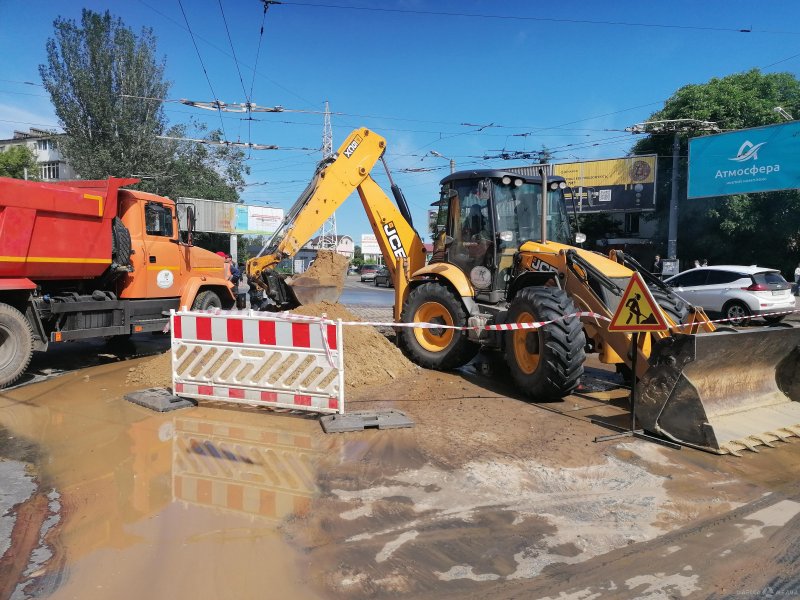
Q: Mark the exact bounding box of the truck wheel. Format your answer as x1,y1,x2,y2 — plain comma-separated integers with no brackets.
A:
504,287,585,400
398,282,478,370
0,303,34,388
192,290,222,311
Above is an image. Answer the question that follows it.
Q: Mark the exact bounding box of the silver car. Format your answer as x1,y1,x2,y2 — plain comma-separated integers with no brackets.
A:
664,265,795,325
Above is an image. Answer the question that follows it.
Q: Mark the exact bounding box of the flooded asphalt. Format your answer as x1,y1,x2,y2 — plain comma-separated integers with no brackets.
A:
2,290,800,598
2,356,800,599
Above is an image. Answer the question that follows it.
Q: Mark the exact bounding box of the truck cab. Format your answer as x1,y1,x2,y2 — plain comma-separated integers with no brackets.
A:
0,176,235,387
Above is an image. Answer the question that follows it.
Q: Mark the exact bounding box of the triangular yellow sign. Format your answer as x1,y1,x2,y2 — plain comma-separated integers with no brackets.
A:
608,272,669,332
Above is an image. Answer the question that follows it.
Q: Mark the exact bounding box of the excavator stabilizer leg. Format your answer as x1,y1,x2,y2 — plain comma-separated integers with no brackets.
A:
637,326,800,454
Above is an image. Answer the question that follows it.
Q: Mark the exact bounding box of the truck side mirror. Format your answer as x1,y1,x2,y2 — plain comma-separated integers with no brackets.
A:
186,205,196,246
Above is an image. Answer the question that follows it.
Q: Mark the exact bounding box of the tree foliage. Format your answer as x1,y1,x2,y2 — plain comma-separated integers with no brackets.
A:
39,9,171,181
0,146,39,179
155,122,249,202
631,69,800,274
39,10,248,204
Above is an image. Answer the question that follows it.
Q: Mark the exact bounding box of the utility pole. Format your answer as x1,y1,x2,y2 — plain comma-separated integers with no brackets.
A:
626,119,719,260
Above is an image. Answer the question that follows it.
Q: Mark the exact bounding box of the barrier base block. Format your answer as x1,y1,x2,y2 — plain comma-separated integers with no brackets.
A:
125,387,197,412
320,409,414,433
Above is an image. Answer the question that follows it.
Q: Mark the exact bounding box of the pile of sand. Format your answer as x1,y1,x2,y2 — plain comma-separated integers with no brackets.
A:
291,301,416,389
126,301,415,391
289,250,350,299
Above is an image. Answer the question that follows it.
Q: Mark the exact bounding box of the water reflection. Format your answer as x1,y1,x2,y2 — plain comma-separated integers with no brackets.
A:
171,410,328,521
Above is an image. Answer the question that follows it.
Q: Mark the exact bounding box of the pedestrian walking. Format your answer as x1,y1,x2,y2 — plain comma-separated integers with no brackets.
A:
702,258,708,267
793,262,800,296
693,259,701,268
236,264,249,309
653,254,663,277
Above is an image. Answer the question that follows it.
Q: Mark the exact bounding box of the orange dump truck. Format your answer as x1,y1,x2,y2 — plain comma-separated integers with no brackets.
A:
0,176,235,387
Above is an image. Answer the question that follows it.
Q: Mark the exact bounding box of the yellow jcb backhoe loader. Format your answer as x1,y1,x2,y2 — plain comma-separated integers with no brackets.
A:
246,127,800,455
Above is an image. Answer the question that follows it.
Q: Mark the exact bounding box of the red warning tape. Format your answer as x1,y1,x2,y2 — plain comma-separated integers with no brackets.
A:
173,307,800,334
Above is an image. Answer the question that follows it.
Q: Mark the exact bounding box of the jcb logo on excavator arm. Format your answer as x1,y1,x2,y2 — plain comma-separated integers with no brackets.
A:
383,222,407,258
343,135,362,158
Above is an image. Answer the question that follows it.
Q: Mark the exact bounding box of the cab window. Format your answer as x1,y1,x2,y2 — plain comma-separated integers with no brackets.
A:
145,203,174,237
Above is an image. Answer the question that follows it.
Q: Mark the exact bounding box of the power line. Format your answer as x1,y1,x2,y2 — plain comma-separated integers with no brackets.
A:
278,2,763,34
138,0,319,109
217,0,250,103
176,0,227,137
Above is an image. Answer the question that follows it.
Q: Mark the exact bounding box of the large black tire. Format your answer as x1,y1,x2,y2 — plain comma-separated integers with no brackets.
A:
648,286,689,324
0,303,34,389
504,287,586,400
398,282,478,370
192,290,222,311
722,300,751,326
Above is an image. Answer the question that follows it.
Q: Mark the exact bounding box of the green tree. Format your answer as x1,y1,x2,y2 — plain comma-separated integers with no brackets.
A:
156,122,249,202
352,244,364,267
631,69,800,274
0,146,38,179
39,9,171,182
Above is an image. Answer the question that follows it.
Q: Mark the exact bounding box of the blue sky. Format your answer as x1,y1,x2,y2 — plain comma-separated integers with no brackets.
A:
1,0,799,242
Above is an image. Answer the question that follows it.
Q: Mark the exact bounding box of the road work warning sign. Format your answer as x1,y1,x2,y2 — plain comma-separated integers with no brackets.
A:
608,272,669,332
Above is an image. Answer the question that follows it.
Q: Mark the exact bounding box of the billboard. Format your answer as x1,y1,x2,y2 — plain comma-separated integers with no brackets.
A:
361,233,380,255
178,198,284,235
688,122,800,198
551,155,657,213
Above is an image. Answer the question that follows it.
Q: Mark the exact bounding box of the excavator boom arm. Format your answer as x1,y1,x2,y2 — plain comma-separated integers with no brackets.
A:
246,128,425,311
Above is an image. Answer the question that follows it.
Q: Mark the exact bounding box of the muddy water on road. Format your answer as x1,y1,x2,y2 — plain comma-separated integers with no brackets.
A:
3,357,800,600
0,362,343,600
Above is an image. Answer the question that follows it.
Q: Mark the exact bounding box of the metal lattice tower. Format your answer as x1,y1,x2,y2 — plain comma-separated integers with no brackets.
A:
316,100,338,251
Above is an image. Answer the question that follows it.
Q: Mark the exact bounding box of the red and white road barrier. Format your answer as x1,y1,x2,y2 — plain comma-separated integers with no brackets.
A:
171,310,344,415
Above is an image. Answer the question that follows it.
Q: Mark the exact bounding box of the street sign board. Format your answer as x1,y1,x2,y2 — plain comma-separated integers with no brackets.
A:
361,233,380,255
608,272,669,332
688,121,800,198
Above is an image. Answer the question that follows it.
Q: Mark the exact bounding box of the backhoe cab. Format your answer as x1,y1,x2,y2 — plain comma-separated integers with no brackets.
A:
397,170,587,399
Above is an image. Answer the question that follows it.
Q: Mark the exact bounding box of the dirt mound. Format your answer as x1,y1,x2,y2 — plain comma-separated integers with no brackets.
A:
289,250,349,298
126,352,172,388
291,301,416,389
125,302,415,391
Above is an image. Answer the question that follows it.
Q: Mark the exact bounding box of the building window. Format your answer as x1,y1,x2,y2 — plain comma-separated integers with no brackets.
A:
40,162,60,180
624,212,640,235
36,139,54,151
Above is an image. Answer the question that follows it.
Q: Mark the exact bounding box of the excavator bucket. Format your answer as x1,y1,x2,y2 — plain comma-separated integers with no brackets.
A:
284,250,350,306
286,274,344,306
637,326,800,455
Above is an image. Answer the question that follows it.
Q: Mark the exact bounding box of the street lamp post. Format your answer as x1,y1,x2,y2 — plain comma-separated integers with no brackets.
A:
430,150,455,174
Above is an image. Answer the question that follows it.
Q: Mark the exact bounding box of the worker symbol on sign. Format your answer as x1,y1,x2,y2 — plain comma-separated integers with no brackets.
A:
608,272,669,333
624,293,659,325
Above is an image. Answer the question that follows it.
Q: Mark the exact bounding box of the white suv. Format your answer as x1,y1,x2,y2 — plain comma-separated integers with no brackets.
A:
664,265,795,325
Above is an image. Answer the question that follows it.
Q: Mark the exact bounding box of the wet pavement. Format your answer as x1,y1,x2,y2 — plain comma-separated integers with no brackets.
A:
2,287,800,598
2,355,800,599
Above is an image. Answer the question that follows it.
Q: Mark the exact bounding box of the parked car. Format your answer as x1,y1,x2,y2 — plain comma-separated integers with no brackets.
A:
664,265,795,325
374,267,393,287
359,264,379,282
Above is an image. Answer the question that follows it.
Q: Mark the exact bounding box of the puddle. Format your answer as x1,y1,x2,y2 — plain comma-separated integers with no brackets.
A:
0,362,330,600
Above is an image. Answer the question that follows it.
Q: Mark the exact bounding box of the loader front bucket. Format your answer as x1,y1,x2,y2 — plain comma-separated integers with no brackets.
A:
286,274,343,305
637,326,800,455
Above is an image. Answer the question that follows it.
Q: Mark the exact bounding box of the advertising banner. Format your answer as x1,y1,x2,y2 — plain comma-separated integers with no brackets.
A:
688,122,800,198
361,233,380,255
244,206,283,235
178,198,284,235
551,155,657,213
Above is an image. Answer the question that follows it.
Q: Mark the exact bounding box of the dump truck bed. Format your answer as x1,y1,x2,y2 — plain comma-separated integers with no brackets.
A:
0,177,136,280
